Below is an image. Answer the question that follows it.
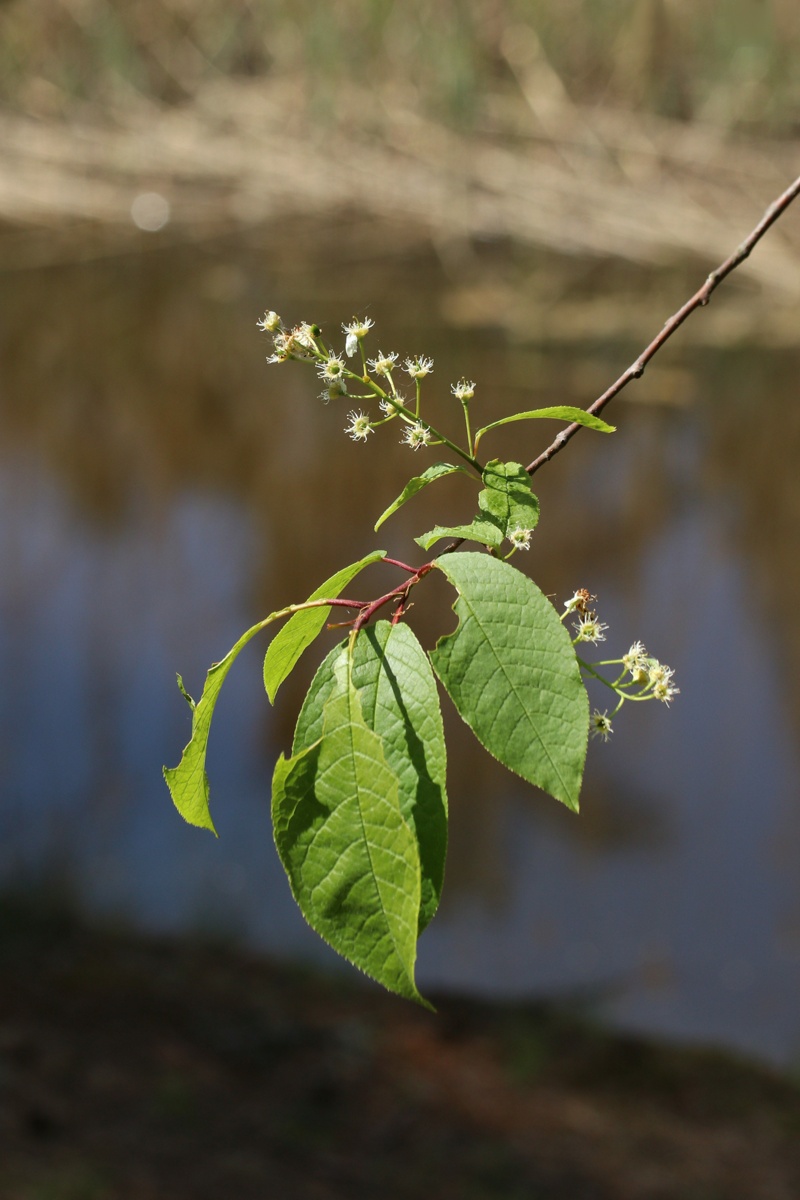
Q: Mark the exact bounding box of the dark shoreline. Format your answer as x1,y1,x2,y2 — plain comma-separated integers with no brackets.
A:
2,893,799,1199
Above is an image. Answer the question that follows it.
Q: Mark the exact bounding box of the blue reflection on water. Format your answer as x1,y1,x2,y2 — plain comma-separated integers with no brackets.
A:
1,400,799,1070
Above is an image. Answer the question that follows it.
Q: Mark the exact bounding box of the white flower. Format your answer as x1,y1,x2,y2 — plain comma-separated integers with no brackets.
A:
451,379,475,402
379,395,404,416
345,410,372,442
590,710,613,741
367,350,398,377
401,421,431,451
267,330,292,363
508,526,532,551
574,614,608,643
648,661,678,704
623,641,648,678
653,679,680,705
342,317,374,357
257,310,281,332
403,356,434,379
318,379,347,404
317,353,347,383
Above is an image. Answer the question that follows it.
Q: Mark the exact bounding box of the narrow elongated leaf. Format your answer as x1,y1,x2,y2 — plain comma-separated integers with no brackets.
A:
415,519,503,552
294,623,447,932
263,550,386,702
164,618,273,833
474,406,615,450
272,671,428,1005
430,553,589,812
478,460,540,537
374,463,471,531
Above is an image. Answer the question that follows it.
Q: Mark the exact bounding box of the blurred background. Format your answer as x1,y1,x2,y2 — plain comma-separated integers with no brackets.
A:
2,2,800,1196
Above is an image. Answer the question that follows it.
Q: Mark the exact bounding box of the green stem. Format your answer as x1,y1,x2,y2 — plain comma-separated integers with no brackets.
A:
343,367,481,471
461,400,474,458
576,656,619,693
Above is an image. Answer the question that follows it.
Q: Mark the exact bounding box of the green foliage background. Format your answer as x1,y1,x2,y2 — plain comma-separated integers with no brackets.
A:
3,0,798,135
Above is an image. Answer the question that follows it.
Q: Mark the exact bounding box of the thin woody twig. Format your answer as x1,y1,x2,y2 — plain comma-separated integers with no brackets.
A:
525,173,800,476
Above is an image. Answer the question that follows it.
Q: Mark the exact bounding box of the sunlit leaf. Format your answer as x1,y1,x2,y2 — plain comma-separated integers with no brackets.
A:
474,406,615,450
374,463,471,531
415,519,504,552
263,550,386,702
430,552,588,812
477,460,540,538
272,663,428,1005
294,622,447,932
164,618,274,833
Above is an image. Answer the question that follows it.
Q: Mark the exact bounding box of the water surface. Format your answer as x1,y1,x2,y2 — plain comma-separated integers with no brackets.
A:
1,222,798,1066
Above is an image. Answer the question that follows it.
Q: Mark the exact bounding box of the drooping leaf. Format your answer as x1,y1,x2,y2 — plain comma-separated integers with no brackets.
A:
294,623,447,932
415,519,504,552
477,460,540,538
474,406,615,451
430,552,589,812
272,666,428,1005
164,618,274,833
374,463,471,531
263,550,386,702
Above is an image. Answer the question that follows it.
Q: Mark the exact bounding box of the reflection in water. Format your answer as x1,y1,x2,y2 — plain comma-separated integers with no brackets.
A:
1,223,799,1066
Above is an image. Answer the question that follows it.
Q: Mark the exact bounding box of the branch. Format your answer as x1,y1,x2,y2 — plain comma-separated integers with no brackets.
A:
525,173,800,477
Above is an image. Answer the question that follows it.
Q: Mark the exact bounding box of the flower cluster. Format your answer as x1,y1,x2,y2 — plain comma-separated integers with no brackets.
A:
258,308,484,461
563,590,679,741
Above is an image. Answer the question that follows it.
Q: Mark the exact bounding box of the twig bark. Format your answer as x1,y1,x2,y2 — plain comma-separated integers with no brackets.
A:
525,173,800,477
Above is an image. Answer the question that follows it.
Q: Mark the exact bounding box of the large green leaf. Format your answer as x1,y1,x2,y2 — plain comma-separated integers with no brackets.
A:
263,550,386,702
294,623,447,932
477,460,540,536
374,463,471,531
474,406,615,451
430,553,589,812
272,667,428,1005
164,618,273,833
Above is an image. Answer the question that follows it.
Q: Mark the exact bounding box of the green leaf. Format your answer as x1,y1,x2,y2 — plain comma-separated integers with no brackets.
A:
430,552,589,812
294,623,448,933
474,406,615,450
164,618,273,833
263,550,386,702
414,462,540,551
272,666,428,1005
415,519,504,552
374,463,471,531
478,460,540,538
